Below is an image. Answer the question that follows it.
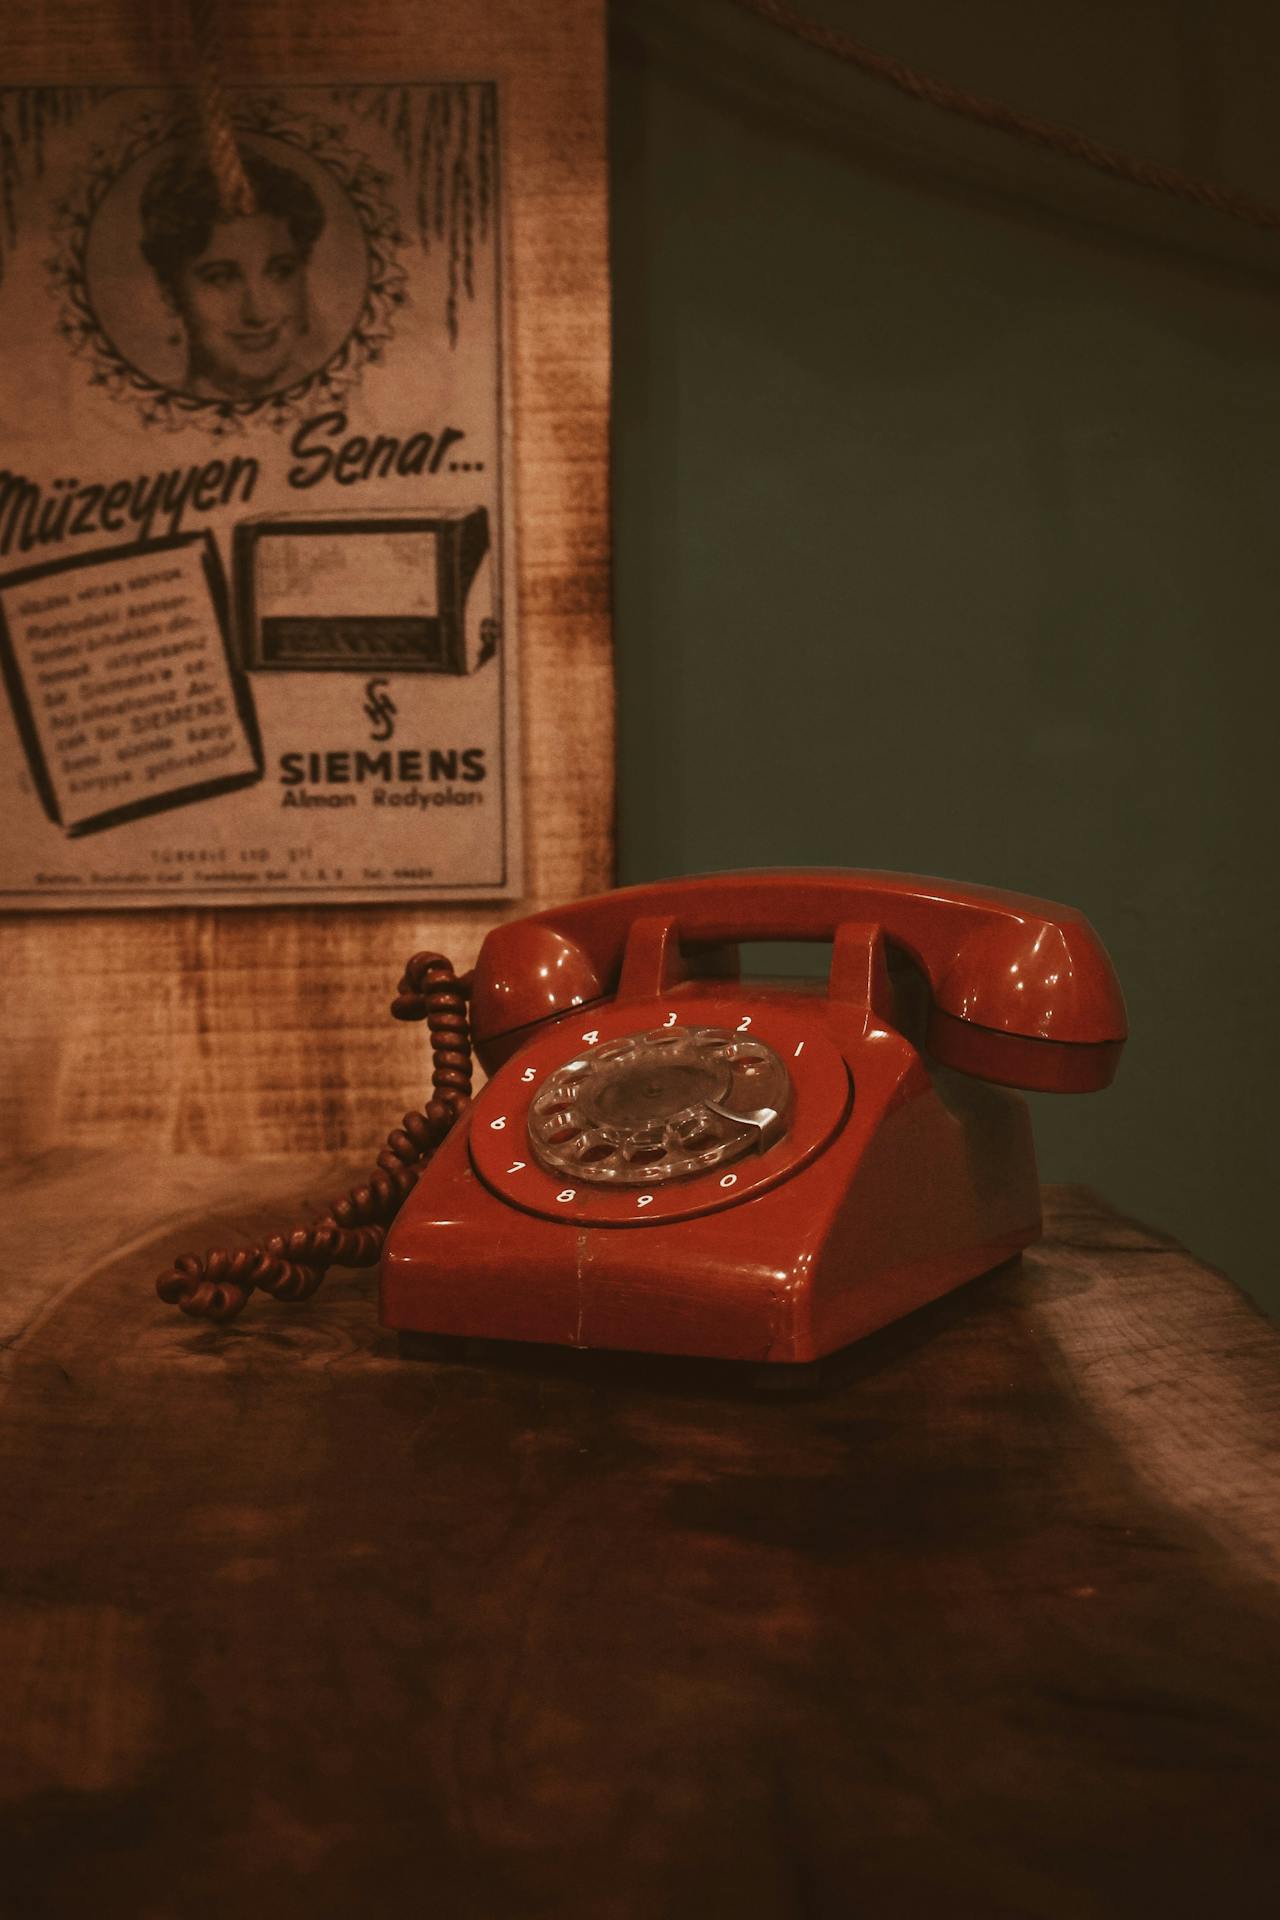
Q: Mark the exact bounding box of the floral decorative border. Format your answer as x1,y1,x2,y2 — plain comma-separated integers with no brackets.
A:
45,94,408,438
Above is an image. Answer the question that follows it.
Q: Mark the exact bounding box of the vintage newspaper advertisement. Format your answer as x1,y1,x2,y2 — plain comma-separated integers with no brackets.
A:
0,83,519,907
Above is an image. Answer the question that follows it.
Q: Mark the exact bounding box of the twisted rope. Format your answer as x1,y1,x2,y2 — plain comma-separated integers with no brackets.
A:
731,0,1280,235
186,0,256,216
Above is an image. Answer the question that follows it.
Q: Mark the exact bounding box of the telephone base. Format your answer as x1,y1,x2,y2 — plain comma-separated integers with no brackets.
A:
382,1014,1042,1366
397,1328,839,1394
395,1326,825,1389
394,1251,1024,1391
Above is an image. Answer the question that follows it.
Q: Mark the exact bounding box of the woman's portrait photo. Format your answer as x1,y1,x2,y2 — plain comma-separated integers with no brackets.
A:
140,148,324,400
83,130,371,410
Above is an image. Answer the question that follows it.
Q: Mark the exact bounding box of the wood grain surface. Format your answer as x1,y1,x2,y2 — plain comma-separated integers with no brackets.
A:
0,0,612,1157
1,1160,1278,1918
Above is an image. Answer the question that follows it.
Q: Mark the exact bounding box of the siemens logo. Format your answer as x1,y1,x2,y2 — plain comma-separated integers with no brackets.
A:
278,749,487,785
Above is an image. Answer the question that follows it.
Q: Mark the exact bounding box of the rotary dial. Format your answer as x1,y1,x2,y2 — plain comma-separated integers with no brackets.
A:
527,1025,793,1186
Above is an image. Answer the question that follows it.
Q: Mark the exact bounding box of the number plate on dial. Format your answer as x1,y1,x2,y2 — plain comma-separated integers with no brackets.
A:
527,1026,792,1184
470,1000,851,1226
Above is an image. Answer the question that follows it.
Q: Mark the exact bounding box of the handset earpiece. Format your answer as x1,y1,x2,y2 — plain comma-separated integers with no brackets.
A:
925,916,1126,1092
469,920,605,1070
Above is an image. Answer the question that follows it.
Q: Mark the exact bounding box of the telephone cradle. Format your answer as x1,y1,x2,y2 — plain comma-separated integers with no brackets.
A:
156,869,1125,1364
379,870,1127,1366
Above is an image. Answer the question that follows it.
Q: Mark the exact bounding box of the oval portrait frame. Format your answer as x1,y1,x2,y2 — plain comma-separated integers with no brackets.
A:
48,95,408,437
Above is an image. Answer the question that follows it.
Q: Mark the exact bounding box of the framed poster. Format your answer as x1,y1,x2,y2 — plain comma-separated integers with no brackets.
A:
0,80,519,905
0,0,611,1161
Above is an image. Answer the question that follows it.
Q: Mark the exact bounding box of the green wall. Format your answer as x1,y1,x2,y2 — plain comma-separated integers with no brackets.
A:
609,0,1280,1315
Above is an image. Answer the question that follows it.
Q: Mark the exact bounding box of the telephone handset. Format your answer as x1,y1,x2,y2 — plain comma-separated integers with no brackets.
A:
159,869,1126,1364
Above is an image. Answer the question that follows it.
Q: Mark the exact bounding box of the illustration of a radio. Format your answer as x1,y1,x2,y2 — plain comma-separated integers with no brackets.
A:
233,508,496,675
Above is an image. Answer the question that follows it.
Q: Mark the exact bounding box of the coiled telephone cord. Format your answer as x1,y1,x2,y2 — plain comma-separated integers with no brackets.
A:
155,953,472,1324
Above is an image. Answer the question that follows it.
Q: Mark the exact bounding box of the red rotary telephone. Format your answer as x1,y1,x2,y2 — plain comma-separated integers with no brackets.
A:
160,869,1126,1365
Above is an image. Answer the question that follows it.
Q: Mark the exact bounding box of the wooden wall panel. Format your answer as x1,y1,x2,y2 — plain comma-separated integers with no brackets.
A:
0,0,612,1154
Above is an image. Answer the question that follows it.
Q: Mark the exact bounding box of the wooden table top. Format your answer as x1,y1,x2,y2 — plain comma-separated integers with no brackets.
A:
2,1152,1278,1919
